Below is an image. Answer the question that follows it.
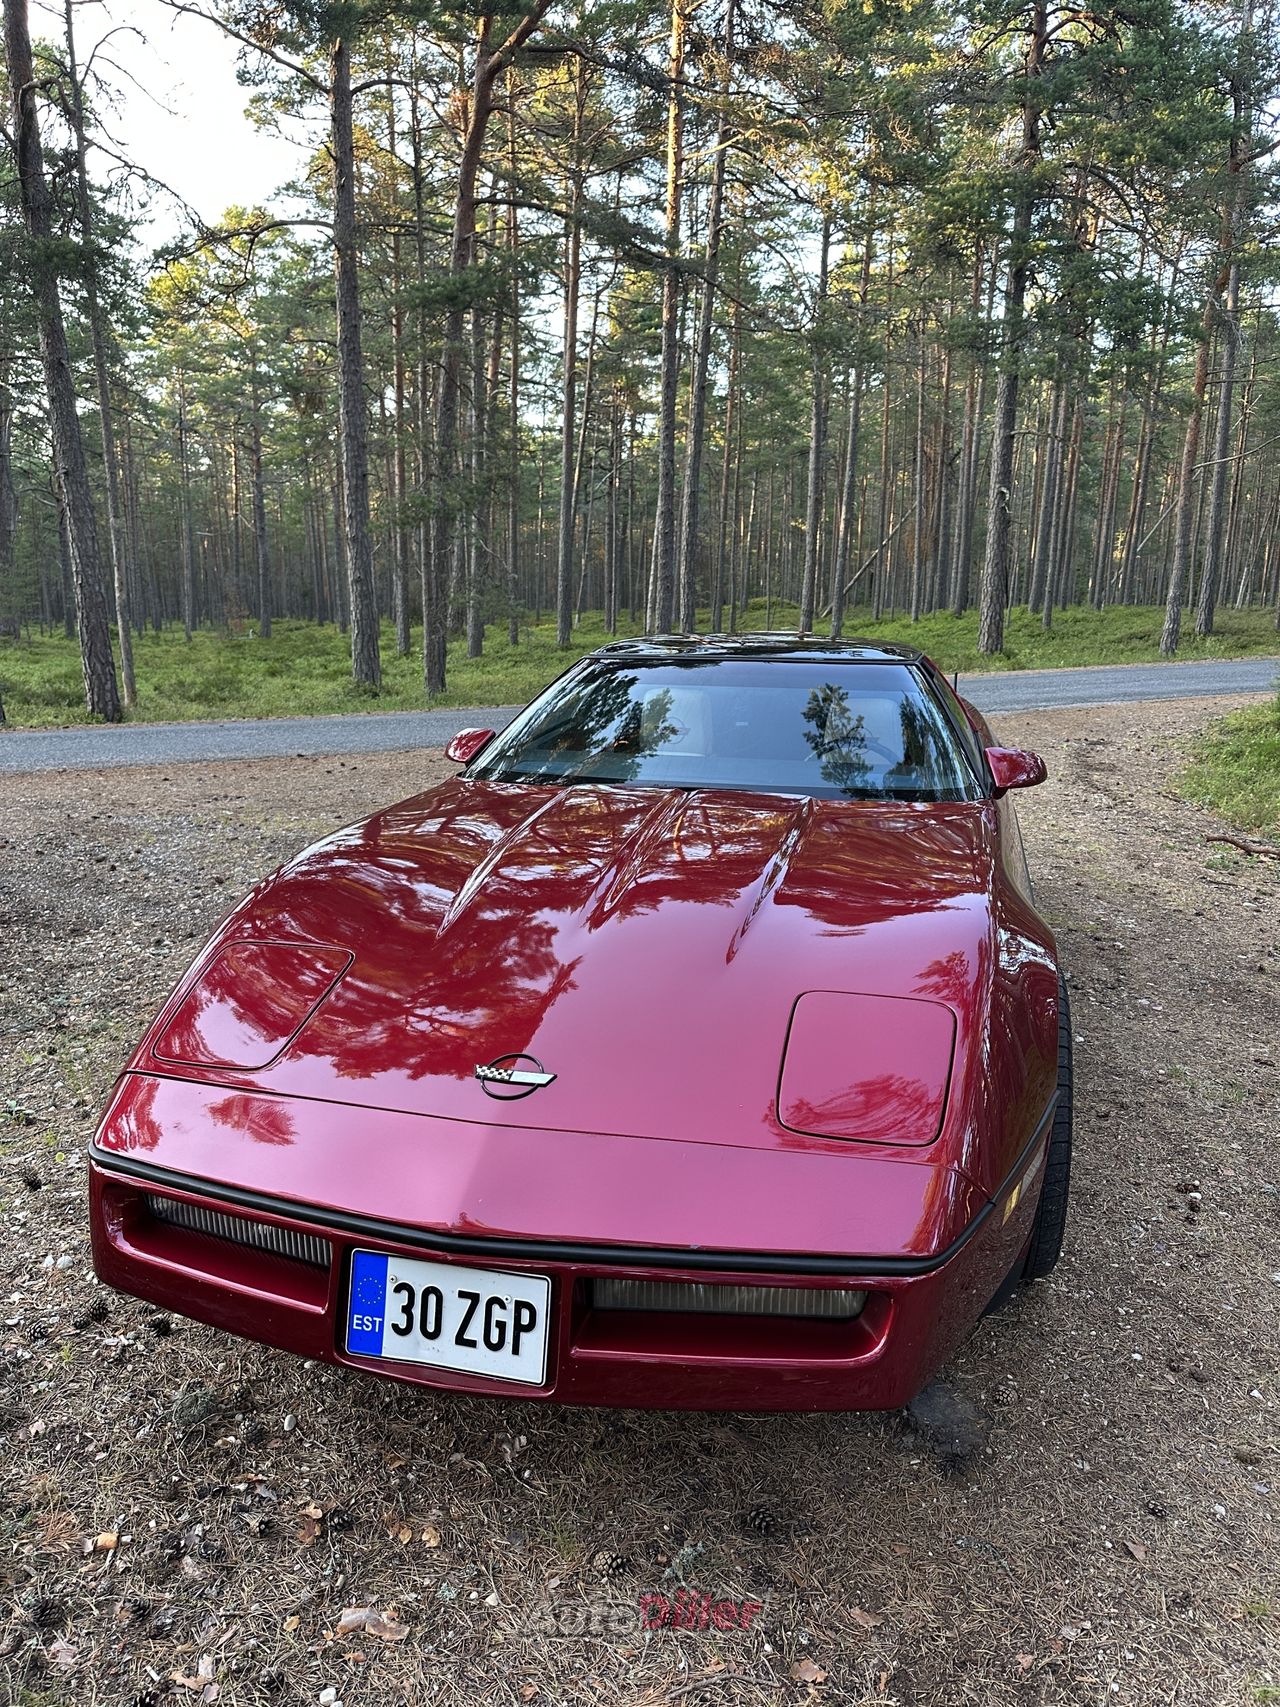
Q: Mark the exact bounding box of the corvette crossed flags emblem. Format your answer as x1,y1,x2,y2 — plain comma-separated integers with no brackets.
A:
474,1054,557,1100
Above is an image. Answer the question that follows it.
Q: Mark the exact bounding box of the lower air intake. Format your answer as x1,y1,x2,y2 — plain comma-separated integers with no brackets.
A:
592,1278,866,1320
145,1194,331,1269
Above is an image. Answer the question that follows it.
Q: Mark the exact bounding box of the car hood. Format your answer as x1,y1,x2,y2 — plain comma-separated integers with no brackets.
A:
136,779,1001,1155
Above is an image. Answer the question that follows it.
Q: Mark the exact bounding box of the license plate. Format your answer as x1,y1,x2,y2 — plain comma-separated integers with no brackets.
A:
345,1250,551,1386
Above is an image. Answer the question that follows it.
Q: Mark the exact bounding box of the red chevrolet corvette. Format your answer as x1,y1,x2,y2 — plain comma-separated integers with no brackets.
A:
89,637,1070,1411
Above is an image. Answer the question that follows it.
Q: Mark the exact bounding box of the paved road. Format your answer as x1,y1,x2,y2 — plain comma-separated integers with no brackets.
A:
0,704,526,775
955,653,1278,714
1,654,1276,774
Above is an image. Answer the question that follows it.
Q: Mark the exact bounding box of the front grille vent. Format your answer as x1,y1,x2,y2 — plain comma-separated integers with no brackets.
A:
591,1278,866,1320
146,1194,331,1269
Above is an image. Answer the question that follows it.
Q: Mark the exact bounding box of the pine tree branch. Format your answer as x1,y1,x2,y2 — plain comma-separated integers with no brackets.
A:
157,0,324,93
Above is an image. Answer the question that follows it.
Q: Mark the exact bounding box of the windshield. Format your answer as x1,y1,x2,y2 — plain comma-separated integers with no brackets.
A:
468,658,983,802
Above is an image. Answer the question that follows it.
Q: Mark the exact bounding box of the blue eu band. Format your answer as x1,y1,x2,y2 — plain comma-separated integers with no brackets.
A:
347,1251,389,1355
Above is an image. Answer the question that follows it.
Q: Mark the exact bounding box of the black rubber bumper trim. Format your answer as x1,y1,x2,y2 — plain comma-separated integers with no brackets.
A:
90,1096,1055,1281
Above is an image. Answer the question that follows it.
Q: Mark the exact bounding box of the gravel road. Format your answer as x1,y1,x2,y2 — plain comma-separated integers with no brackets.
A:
2,653,1276,773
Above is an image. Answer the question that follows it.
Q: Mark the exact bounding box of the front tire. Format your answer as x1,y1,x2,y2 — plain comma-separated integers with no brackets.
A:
1021,974,1073,1281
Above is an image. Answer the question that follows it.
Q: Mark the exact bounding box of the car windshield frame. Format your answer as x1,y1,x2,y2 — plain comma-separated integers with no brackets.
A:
465,655,988,805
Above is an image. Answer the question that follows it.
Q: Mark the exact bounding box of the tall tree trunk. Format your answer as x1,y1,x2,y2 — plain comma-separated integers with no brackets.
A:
931,330,955,614
977,0,1046,655
648,0,687,632
386,66,410,656
432,4,551,683
556,56,586,648
1120,375,1160,601
909,310,927,622
57,494,75,638
4,0,120,719
1196,3,1251,639
1050,394,1084,620
507,70,522,647
800,214,832,632
676,0,734,630
333,456,349,633
953,244,996,615
1224,333,1256,606
712,249,742,633
626,409,638,622
727,319,745,628
408,61,434,669
177,377,195,640
466,284,486,658
331,31,381,688
1028,376,1065,615
0,361,14,722
950,354,979,612
571,272,606,564
872,232,895,620
63,0,134,706
830,222,874,637
230,432,244,619
119,407,145,633
1090,373,1125,606
605,385,622,633
251,408,272,638
1160,289,1217,654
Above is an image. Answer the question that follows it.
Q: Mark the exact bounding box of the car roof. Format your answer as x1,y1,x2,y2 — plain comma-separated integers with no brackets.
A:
591,633,926,666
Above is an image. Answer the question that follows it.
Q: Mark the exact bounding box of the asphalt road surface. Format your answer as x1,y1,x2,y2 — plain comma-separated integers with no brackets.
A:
1,652,1276,774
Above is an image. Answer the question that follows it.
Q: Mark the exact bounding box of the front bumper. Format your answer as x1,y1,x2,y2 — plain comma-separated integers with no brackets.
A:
89,1074,1047,1411
90,1140,1051,1406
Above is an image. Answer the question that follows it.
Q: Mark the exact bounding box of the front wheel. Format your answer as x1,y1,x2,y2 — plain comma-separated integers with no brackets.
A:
1021,974,1073,1281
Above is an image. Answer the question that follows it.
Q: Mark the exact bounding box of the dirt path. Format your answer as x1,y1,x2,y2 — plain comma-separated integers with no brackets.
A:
1,698,1276,1707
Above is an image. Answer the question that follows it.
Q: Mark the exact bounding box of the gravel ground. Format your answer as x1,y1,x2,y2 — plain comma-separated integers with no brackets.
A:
0,697,1277,1707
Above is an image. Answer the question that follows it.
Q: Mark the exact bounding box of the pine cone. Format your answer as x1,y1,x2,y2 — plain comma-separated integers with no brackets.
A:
74,1296,109,1329
29,1596,66,1631
743,1506,777,1537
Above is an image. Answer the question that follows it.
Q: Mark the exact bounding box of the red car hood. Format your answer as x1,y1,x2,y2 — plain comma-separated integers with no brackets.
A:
133,780,1000,1157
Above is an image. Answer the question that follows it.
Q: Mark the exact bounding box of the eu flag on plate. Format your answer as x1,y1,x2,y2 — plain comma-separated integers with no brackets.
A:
346,1250,389,1355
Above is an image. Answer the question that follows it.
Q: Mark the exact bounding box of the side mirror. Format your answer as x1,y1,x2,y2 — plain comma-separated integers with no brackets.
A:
985,746,1047,795
445,728,495,766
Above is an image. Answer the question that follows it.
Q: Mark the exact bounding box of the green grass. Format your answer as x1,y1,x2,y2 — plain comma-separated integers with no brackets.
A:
1179,691,1280,834
866,601,1280,673
1,602,1278,729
